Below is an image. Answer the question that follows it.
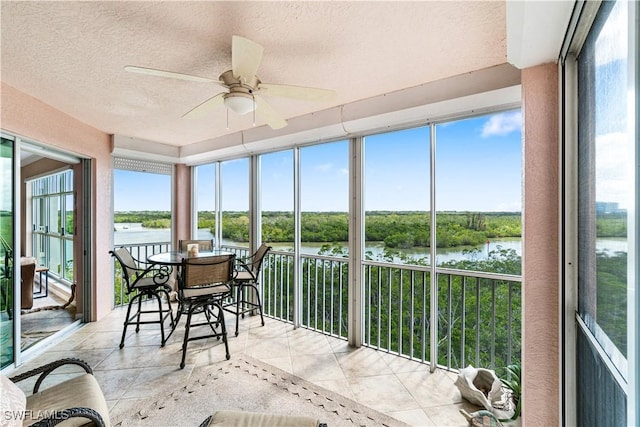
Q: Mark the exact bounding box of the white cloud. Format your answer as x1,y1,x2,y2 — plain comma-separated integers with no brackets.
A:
595,131,631,208
481,111,522,138
315,163,332,172
595,1,627,67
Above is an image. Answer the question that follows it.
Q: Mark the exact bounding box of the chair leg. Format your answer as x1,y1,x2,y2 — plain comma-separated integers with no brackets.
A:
180,304,194,369
120,293,141,349
213,301,230,360
234,285,242,337
160,289,177,345
153,292,167,347
173,302,183,327
203,305,220,337
251,283,265,327
161,288,175,326
135,294,143,333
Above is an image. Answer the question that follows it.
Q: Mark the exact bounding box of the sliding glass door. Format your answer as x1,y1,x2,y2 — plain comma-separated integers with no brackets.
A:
0,136,15,369
562,0,638,423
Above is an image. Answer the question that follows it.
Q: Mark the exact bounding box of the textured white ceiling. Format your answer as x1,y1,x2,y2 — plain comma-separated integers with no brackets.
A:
1,1,506,147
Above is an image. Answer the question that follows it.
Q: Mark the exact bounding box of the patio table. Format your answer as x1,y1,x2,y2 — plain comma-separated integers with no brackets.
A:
147,250,233,266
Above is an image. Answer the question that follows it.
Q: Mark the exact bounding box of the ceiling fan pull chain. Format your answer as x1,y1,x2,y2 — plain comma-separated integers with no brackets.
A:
252,95,256,126
226,108,229,130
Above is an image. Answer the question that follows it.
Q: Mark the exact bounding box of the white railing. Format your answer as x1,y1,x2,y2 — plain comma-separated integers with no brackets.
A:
113,243,521,371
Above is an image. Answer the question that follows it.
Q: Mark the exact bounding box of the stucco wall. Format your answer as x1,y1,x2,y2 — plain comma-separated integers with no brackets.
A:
173,163,192,243
522,63,560,425
1,82,114,320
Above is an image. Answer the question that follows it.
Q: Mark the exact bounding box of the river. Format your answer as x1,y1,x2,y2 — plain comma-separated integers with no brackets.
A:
114,223,626,264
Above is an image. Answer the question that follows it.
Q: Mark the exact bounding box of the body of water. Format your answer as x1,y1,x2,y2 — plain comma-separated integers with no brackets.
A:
114,223,627,265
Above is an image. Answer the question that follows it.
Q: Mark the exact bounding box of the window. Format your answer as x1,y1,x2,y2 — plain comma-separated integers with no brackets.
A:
221,158,249,248
31,170,74,282
364,127,430,264
436,112,522,274
300,141,349,256
577,0,629,364
261,150,294,249
566,0,636,424
192,111,522,367
194,164,216,242
113,162,172,249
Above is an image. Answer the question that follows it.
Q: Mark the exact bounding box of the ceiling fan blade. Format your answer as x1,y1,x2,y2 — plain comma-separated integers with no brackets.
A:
254,95,287,130
257,83,337,103
232,36,264,83
125,65,219,84
182,93,226,119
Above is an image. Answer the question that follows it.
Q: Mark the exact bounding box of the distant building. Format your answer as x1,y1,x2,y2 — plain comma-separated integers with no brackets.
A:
596,202,623,214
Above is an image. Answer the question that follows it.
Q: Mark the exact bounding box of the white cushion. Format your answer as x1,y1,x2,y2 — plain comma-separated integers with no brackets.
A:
0,374,26,427
24,374,110,427
209,410,318,427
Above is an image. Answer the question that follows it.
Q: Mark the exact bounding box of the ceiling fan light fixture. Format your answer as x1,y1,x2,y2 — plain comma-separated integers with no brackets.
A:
223,93,255,115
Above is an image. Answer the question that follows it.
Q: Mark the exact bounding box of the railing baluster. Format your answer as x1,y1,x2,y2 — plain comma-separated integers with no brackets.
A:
491,279,496,369
322,261,327,333
422,270,427,363
330,261,335,335
338,259,343,338
278,255,285,318
398,270,403,354
447,274,452,370
475,276,480,367
387,267,392,353
306,257,311,328
409,270,414,361
508,281,513,367
366,265,371,346
461,275,466,368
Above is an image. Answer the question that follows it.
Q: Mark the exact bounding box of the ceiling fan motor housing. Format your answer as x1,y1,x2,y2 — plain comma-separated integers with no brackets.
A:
220,70,259,115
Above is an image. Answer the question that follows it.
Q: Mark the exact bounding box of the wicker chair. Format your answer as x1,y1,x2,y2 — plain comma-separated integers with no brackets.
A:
176,254,235,369
223,243,272,336
110,247,175,348
4,358,109,426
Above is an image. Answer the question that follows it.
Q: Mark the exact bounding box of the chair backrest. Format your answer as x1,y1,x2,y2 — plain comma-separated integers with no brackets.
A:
110,247,138,292
178,239,214,252
247,243,272,276
179,254,235,292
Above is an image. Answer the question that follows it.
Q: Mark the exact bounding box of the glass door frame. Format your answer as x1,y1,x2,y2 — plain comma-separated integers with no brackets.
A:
0,131,89,370
0,133,22,369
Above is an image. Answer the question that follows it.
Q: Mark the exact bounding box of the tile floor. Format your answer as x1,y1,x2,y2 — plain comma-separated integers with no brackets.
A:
9,304,484,426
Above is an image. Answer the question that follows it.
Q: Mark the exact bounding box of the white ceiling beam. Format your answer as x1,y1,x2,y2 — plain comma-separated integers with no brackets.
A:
506,0,575,69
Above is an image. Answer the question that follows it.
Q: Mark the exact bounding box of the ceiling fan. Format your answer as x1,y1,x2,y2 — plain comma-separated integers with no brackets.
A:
125,35,336,130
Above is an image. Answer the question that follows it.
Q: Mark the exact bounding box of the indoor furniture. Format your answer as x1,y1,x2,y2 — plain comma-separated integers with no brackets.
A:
200,410,324,427
33,265,49,299
176,254,235,369
110,247,175,348
147,249,231,266
4,357,109,426
223,243,272,336
20,257,36,310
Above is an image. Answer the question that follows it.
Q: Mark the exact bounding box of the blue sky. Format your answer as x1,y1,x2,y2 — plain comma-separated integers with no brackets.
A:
115,110,523,212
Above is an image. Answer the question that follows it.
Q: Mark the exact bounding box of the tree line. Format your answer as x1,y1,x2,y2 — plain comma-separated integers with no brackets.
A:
197,210,522,249
115,210,627,250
